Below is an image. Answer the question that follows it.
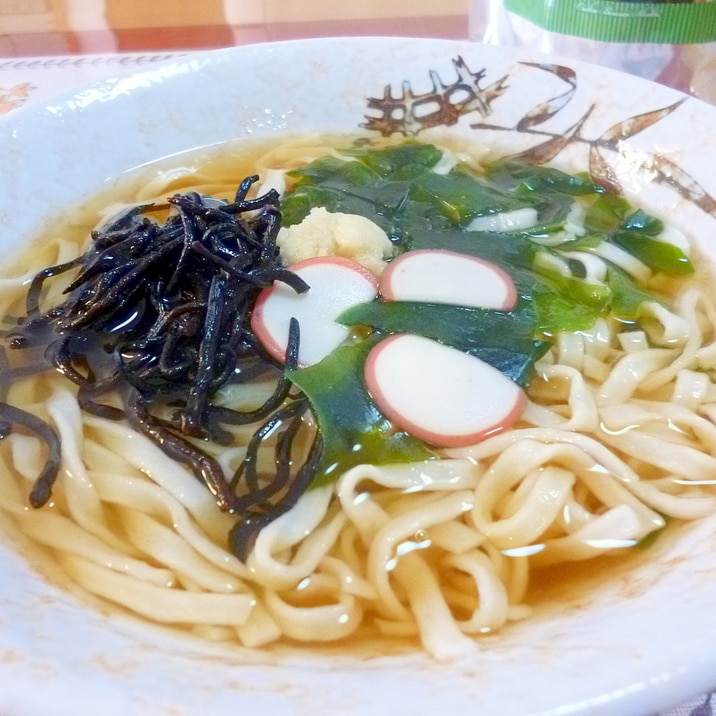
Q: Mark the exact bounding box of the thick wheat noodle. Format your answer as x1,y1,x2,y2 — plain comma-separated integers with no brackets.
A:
1,136,715,659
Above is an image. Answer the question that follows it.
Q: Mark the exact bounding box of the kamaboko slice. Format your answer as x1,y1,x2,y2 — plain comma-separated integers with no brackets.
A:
364,333,525,447
379,249,516,310
252,256,378,367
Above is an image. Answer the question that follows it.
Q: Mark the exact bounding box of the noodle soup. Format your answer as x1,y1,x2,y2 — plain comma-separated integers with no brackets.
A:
0,133,713,661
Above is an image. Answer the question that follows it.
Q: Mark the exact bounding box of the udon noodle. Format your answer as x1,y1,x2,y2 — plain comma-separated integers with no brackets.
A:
1,134,715,660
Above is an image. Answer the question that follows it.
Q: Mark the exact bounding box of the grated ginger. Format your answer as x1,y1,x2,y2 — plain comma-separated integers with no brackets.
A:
276,207,394,276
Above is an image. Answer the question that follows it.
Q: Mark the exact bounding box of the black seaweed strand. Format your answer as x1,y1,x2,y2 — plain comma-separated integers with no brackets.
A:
0,183,326,562
0,401,61,508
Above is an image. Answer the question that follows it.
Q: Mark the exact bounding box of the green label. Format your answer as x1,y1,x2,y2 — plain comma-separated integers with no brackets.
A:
504,0,716,44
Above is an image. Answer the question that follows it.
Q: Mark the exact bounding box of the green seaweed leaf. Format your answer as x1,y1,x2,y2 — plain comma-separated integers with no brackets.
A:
287,340,435,486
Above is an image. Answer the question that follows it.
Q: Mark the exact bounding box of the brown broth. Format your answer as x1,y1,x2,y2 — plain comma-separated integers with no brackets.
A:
0,133,709,656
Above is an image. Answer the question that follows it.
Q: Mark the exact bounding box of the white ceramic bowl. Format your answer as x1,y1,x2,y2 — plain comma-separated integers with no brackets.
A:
1,37,716,716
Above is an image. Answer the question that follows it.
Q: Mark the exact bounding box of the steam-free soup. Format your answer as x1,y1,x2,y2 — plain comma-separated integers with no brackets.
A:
0,134,713,660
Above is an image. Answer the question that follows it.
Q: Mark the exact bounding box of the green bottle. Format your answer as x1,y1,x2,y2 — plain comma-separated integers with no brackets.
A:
469,0,716,101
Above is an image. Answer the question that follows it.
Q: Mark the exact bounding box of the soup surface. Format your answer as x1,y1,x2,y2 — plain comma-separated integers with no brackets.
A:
0,134,714,660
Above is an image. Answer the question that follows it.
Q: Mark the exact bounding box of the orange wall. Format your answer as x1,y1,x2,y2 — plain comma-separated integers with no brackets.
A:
105,0,228,29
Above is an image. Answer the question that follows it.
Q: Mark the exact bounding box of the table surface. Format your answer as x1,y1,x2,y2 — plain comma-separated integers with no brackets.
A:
0,3,714,716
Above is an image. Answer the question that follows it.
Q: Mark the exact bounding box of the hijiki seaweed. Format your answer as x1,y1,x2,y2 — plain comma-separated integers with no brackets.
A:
0,177,322,560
